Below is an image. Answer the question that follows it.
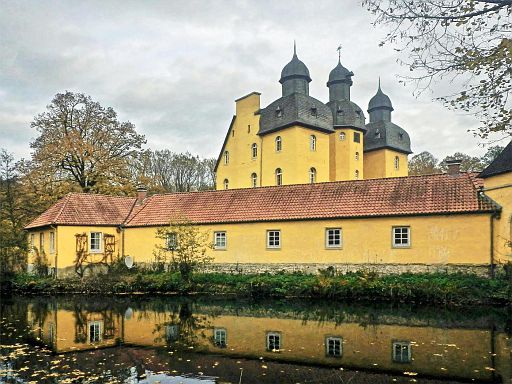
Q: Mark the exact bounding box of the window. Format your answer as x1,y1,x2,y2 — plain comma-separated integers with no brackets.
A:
355,170,359,180
251,143,258,159
223,179,229,190
326,337,342,357
224,151,229,165
214,231,227,250
398,132,404,141
392,341,412,363
49,232,55,254
251,173,258,188
166,232,177,251
394,156,400,170
248,124,251,133
39,233,44,251
266,332,281,351
166,325,179,342
325,228,342,248
88,321,102,343
275,136,282,152
310,107,317,117
393,226,410,248
355,152,359,161
30,233,35,248
339,132,346,141
275,168,282,186
354,132,361,143
275,106,283,118
375,130,381,139
214,328,227,348
309,167,316,184
310,135,316,151
267,230,281,249
90,232,102,253
337,106,344,116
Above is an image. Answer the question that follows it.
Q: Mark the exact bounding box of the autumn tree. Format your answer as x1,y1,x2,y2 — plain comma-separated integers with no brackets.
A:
30,92,146,194
481,145,505,166
440,152,485,172
408,151,441,175
154,218,213,281
363,0,512,138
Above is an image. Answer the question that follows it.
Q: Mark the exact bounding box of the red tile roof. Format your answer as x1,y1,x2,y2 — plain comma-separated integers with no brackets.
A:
25,193,137,229
25,173,497,230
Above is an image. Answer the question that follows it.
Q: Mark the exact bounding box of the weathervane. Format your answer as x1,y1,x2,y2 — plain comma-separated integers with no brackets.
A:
337,45,342,62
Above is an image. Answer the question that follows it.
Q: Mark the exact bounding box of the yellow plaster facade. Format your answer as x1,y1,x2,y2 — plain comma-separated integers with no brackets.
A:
364,149,409,179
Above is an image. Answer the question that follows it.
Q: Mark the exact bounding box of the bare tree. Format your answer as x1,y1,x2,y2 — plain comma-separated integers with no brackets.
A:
363,0,512,138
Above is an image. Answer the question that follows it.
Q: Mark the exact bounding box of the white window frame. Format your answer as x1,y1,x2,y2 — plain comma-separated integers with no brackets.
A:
275,168,282,186
214,231,227,250
266,331,281,351
392,226,411,248
49,231,55,254
89,232,103,253
224,151,229,165
392,341,412,363
325,228,342,249
355,151,359,161
251,143,258,159
325,336,343,357
214,328,227,348
310,135,316,151
275,136,282,152
88,320,103,343
251,173,257,188
223,179,229,190
30,233,35,248
309,167,316,184
394,156,400,170
339,132,346,141
355,170,359,180
166,232,178,251
39,233,44,251
267,230,281,249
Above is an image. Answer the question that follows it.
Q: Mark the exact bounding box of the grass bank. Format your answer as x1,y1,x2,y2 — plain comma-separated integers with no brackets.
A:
2,270,510,305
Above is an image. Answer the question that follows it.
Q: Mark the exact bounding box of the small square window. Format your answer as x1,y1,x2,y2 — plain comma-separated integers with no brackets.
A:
214,328,227,348
339,132,346,141
392,341,412,363
266,331,281,351
214,231,227,250
392,227,410,248
267,230,281,249
90,232,102,253
166,232,178,250
325,228,342,248
326,337,342,357
353,132,360,143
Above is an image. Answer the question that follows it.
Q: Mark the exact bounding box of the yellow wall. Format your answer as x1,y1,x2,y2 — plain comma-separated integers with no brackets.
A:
122,214,491,268
260,126,331,186
483,172,512,264
364,149,408,179
329,128,364,181
28,227,57,269
215,93,261,190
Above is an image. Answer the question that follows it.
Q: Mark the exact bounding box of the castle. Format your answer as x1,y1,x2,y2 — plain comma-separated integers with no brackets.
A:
24,48,512,278
215,46,411,190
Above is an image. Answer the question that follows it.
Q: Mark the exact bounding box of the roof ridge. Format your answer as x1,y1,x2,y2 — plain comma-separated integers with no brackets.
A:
66,191,137,200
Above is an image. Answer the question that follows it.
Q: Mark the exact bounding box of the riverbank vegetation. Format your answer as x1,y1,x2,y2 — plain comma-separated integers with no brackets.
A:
2,270,510,306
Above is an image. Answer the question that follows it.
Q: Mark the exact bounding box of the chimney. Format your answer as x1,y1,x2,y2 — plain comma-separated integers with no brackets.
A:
136,184,147,205
445,159,462,176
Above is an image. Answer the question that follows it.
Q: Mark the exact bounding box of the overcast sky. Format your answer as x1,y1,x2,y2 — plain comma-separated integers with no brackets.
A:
0,0,502,162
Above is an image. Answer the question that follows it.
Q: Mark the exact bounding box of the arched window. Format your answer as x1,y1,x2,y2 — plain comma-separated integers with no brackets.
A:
394,156,400,170
355,152,359,161
223,179,229,190
339,132,346,141
251,173,257,188
251,143,258,159
224,151,229,165
275,136,282,152
309,167,316,183
275,168,283,186
355,170,359,180
310,135,316,151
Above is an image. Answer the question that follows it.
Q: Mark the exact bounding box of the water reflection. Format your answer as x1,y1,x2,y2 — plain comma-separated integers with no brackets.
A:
1,295,511,383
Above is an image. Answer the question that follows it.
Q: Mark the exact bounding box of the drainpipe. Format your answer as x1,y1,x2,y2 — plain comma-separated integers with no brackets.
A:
490,215,495,278
50,224,57,279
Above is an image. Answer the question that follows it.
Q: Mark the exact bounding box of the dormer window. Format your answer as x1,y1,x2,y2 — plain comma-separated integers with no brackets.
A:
375,129,381,139
275,106,283,118
398,132,404,141
337,107,344,117
310,107,318,117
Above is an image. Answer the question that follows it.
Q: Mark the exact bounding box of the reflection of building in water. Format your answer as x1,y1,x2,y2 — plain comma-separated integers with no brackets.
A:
27,304,511,383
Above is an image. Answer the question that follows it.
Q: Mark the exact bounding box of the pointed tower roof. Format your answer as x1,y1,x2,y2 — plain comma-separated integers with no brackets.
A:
368,80,393,112
279,42,312,83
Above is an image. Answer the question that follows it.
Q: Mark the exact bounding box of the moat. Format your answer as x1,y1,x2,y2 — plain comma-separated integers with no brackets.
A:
0,295,511,383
